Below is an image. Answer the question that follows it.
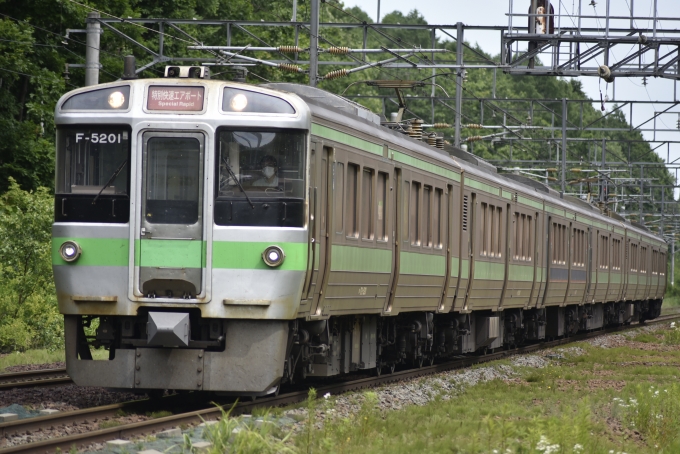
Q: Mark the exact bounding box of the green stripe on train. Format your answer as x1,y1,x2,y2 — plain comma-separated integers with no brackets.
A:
135,239,205,268
474,261,505,280
213,241,307,271
331,245,391,273
312,123,383,155
52,237,129,266
391,150,461,182
400,251,446,276
509,264,534,281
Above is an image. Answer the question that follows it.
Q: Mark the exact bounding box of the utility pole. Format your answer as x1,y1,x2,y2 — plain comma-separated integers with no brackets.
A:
639,166,644,225
454,22,463,148
309,0,319,87
85,12,101,86
561,98,567,195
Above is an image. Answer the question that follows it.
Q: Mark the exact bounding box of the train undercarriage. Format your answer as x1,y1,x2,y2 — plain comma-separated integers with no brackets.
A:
66,299,662,394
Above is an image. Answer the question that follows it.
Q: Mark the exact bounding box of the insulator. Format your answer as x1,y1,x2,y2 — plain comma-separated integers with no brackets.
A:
278,46,303,53
426,133,437,147
409,119,423,141
328,46,351,55
278,63,302,73
547,177,557,181
444,140,451,145
466,135,482,142
436,136,444,149
432,123,450,129
464,124,483,129
546,168,558,172
323,69,349,80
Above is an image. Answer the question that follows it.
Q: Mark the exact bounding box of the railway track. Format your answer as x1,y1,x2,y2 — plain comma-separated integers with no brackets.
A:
1,314,678,454
0,369,71,391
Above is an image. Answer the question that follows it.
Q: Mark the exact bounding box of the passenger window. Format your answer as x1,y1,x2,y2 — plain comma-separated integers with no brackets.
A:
480,203,488,256
334,163,344,234
434,189,443,249
346,163,359,238
362,168,374,240
377,172,388,241
402,181,410,242
410,182,421,246
423,186,432,248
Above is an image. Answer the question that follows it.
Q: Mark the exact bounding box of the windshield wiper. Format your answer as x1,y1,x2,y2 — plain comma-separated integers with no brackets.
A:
221,157,255,209
93,159,127,204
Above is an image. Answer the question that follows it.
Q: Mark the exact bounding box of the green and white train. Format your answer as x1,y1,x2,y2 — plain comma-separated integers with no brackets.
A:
53,70,665,395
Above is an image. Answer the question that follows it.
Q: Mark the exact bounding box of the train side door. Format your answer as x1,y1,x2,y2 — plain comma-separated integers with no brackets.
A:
308,144,333,317
135,132,207,301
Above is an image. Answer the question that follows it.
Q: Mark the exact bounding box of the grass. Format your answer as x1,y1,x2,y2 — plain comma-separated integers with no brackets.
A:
0,347,110,371
282,322,680,454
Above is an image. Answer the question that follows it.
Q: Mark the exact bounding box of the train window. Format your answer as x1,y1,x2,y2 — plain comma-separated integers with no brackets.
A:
214,129,306,227
462,195,469,231
402,181,410,242
423,186,432,248
56,127,130,195
145,137,201,224
362,168,374,240
346,164,359,238
481,203,488,256
55,127,131,223
599,235,609,270
612,238,621,270
493,206,502,258
334,163,344,234
631,244,638,272
551,223,567,264
377,172,388,241
434,189,443,249
640,247,647,272
572,229,585,267
410,182,421,246
526,215,533,261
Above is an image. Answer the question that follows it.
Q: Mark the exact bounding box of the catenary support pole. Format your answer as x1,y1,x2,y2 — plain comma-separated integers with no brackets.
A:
85,12,101,86
455,22,463,148
561,98,567,195
309,0,319,87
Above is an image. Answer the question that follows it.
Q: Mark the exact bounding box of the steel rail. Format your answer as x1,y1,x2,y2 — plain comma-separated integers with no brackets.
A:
0,369,71,390
1,314,678,454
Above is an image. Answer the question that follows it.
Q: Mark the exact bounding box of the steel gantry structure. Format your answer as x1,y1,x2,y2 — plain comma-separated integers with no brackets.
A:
69,0,680,279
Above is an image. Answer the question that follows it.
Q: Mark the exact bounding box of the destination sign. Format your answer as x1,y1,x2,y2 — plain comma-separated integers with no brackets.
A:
147,86,205,111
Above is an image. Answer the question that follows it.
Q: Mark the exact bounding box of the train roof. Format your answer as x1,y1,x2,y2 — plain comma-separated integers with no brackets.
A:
266,84,663,245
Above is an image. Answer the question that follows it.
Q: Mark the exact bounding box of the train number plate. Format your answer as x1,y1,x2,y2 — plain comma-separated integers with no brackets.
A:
147,86,205,111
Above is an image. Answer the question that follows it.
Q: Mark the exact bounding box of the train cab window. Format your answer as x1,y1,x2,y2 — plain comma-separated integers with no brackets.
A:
215,129,306,227
145,137,201,224
55,126,131,223
346,163,359,238
377,172,388,242
410,182,421,246
334,163,344,234
362,168,374,240
423,185,432,248
434,188,443,249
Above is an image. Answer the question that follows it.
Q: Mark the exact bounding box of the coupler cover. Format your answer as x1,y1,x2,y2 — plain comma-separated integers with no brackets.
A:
148,312,190,347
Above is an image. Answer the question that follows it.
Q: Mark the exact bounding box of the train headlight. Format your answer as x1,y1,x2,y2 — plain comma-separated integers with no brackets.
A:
262,245,285,267
59,240,82,263
230,93,248,111
108,91,126,109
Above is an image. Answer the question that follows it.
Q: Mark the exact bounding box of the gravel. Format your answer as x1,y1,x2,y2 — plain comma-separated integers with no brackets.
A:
2,362,65,373
0,385,143,413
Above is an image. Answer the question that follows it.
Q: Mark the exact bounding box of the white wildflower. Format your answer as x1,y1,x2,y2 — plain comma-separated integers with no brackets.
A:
323,392,331,399
671,322,676,329
573,444,584,452
536,435,560,454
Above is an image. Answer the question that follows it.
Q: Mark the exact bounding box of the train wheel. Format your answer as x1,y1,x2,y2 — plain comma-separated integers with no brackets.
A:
427,356,434,367
417,357,424,368
389,363,396,374
375,365,382,377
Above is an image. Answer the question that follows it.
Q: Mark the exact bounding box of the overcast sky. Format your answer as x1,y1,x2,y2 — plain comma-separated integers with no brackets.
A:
339,0,680,176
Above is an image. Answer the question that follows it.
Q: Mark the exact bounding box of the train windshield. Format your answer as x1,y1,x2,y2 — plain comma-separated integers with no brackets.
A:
56,127,130,195
215,129,306,227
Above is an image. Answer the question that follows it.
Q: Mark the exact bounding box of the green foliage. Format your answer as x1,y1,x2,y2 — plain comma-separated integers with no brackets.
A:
617,384,680,450
0,178,62,352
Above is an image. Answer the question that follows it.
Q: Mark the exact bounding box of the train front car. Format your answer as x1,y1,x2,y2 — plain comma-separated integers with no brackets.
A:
53,78,310,395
